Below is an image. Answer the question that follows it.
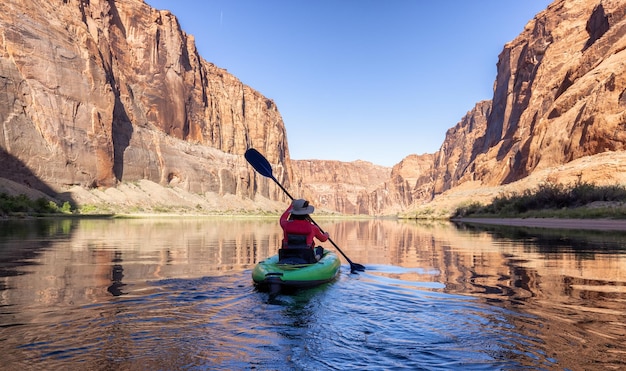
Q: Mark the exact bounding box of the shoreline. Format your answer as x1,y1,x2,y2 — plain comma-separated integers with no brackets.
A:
4,213,626,232
454,217,626,231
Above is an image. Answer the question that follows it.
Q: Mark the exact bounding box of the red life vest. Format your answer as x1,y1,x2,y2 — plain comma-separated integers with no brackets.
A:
279,206,328,248
281,219,317,248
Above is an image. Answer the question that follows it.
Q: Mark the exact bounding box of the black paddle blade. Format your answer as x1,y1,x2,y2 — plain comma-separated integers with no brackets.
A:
351,263,366,272
245,148,273,178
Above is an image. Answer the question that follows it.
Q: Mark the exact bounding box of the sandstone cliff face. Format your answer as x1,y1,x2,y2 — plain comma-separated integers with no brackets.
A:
383,153,436,212
481,0,626,185
0,0,290,202
386,0,626,215
432,101,491,194
291,159,390,214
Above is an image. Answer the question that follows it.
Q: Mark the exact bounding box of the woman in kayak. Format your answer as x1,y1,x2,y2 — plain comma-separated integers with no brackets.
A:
280,199,329,261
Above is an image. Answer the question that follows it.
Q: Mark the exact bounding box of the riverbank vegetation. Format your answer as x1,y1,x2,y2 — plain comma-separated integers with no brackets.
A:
0,193,73,217
0,192,283,218
4,182,626,220
453,182,626,219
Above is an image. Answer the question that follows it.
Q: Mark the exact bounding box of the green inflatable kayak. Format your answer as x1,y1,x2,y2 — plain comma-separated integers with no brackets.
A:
252,249,341,294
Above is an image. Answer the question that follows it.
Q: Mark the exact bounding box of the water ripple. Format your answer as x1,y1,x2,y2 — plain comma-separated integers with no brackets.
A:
3,268,558,370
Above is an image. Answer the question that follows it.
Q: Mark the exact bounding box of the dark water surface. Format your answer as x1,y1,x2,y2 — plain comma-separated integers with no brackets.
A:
1,218,625,370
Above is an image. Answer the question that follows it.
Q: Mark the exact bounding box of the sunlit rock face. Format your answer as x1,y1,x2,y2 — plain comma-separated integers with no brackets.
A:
290,159,391,215
0,0,290,199
395,0,626,210
476,0,626,185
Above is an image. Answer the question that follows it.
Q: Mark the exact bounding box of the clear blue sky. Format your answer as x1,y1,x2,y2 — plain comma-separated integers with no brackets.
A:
145,0,552,167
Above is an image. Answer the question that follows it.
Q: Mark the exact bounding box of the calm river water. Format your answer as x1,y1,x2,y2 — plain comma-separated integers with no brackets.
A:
1,217,625,370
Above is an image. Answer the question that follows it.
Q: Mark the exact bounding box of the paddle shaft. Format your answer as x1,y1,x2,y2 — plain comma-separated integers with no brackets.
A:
244,148,365,272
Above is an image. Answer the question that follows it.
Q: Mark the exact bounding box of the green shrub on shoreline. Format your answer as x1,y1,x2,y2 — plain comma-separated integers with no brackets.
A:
453,182,626,219
0,193,73,216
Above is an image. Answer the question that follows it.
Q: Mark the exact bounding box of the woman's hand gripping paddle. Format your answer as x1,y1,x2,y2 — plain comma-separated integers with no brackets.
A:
245,148,366,273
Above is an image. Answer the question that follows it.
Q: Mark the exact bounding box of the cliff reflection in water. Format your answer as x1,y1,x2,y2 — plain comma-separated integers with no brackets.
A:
0,218,282,310
2,217,625,309
1,217,625,369
322,219,626,369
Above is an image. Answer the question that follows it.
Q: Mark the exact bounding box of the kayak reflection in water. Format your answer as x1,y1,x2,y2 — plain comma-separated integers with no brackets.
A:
279,199,329,263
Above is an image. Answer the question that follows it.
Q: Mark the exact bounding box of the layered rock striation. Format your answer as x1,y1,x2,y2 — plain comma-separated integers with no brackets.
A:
0,0,291,204
476,0,626,185
291,159,391,214
376,0,626,215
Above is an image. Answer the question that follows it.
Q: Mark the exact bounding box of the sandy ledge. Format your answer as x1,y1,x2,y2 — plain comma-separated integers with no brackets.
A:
455,218,626,231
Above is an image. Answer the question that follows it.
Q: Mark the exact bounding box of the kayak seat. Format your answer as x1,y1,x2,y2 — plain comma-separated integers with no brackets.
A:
286,234,310,249
279,248,317,264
